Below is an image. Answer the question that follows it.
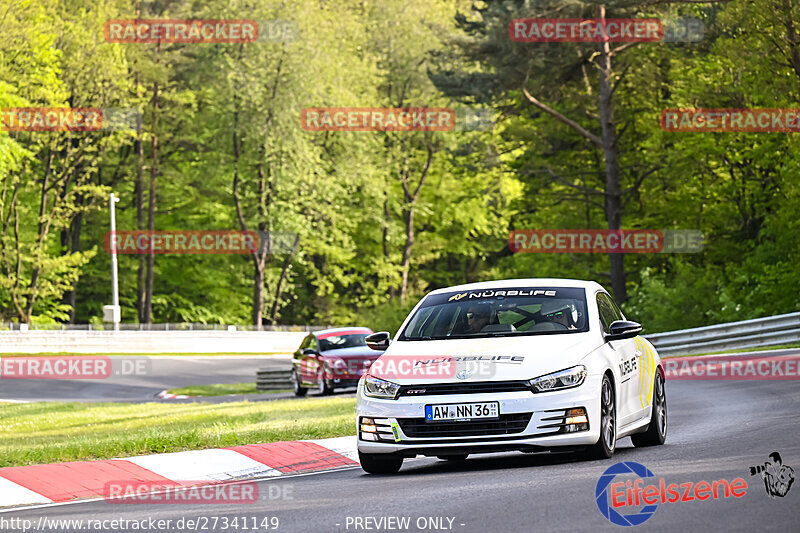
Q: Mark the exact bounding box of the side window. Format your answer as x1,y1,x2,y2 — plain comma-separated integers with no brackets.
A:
308,336,317,352
596,293,616,333
608,297,625,322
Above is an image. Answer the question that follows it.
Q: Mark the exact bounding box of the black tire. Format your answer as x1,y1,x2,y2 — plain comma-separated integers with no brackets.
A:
584,374,616,460
437,454,468,461
291,369,307,397
632,371,667,447
317,368,333,396
359,451,403,474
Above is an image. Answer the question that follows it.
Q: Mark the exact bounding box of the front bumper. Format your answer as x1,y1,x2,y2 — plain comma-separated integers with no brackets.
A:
356,374,603,456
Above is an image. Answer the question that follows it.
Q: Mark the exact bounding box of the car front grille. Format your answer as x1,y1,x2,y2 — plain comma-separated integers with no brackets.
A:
397,381,532,397
397,413,532,438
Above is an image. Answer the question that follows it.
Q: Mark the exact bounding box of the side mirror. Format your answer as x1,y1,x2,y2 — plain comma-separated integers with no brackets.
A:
301,348,316,356
605,320,642,341
365,331,391,351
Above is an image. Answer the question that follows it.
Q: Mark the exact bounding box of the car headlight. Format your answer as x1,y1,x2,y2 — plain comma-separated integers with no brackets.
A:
363,376,400,399
530,365,587,393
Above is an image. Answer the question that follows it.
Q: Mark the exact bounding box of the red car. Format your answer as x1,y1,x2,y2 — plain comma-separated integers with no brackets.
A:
291,327,384,396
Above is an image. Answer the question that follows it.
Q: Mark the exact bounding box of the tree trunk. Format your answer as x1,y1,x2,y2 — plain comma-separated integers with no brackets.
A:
24,148,55,321
134,0,146,324
596,5,627,303
782,0,800,102
135,117,146,322
252,263,264,326
399,206,414,304
230,91,267,327
255,154,271,329
143,80,159,324
397,146,433,304
269,234,300,324
383,190,396,299
60,209,82,323
382,191,391,260
2,180,25,319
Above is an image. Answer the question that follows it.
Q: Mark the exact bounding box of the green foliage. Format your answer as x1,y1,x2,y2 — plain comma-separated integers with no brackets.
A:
0,0,796,335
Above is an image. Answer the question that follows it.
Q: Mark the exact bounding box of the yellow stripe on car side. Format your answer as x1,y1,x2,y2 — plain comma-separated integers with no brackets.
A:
635,336,646,410
644,341,654,406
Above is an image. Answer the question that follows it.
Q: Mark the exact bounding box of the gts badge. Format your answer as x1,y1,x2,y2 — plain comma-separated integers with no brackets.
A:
619,356,637,377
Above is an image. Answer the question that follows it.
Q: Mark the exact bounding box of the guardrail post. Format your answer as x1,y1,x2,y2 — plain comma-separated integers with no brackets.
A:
256,369,293,391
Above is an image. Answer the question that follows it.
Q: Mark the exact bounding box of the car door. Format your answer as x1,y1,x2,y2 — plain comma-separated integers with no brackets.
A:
607,295,647,424
597,292,642,427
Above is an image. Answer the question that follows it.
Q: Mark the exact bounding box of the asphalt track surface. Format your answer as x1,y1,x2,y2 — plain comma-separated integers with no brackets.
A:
0,355,294,402
3,379,799,532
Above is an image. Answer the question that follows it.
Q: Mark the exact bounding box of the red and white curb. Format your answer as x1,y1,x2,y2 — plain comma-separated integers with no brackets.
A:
155,389,189,400
0,436,358,509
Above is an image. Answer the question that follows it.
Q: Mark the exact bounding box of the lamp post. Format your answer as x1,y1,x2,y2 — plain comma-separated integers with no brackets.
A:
108,193,121,331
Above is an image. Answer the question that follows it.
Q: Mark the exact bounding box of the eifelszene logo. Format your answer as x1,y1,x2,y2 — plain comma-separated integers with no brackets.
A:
595,461,748,526
596,462,659,526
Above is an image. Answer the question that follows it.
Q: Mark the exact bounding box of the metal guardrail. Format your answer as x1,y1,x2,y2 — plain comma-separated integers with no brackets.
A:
7,313,797,358
645,312,800,356
250,315,800,391
256,369,293,391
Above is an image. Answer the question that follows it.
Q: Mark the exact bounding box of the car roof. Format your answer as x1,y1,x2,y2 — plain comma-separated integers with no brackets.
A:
425,278,607,295
313,327,373,338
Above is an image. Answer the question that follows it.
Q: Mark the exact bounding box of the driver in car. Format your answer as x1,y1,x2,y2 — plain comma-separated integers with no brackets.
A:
464,304,492,333
541,301,577,330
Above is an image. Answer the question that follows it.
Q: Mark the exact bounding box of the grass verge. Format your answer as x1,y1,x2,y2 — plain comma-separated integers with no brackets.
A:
167,383,291,396
0,397,355,468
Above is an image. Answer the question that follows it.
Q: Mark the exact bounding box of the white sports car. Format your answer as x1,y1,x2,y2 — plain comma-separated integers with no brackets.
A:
356,278,666,474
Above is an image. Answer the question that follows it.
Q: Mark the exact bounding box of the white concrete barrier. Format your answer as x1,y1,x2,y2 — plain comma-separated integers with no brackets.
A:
0,330,308,354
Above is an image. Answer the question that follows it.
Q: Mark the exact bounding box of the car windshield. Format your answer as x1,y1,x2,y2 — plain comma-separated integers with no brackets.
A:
399,287,588,340
318,333,369,351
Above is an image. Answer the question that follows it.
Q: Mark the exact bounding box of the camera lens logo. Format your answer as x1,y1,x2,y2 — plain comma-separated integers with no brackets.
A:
749,452,795,498
596,462,658,526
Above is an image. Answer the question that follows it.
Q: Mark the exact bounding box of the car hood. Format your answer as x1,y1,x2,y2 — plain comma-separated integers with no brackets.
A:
370,333,601,384
321,346,383,359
